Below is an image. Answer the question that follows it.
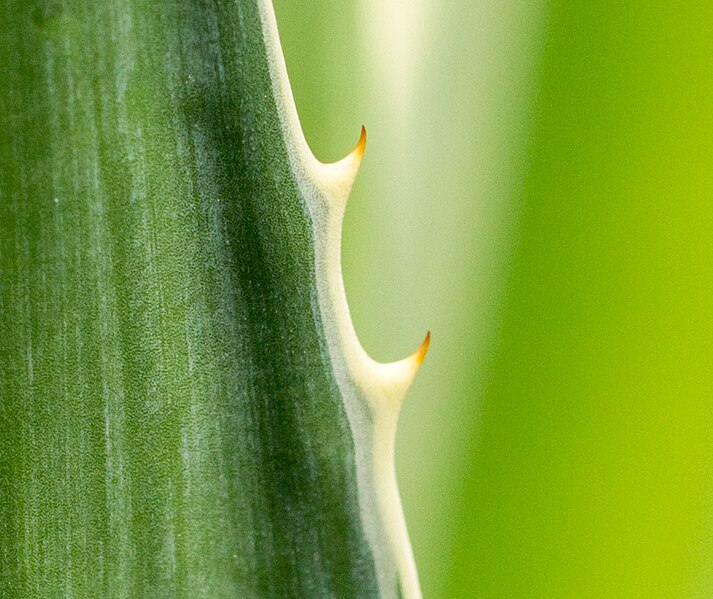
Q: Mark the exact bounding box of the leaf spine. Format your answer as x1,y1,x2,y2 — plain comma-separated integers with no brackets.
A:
312,125,367,201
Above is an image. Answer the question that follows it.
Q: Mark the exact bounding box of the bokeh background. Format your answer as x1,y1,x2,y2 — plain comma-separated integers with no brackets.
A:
272,1,713,597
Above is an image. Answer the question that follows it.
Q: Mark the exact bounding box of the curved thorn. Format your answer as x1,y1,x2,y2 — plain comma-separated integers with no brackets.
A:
332,124,366,168
353,125,367,159
370,331,430,406
315,125,367,199
412,331,430,366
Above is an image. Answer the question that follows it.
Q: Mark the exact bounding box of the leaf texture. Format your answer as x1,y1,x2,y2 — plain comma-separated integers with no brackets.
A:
0,1,424,597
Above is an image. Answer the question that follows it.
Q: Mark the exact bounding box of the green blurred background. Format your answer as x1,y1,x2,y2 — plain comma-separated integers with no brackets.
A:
273,1,713,597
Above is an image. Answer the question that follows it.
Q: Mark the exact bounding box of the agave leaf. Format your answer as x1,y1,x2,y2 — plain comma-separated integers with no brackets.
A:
0,1,427,597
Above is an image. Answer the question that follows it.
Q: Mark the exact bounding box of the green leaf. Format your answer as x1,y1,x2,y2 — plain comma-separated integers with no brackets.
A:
0,1,427,596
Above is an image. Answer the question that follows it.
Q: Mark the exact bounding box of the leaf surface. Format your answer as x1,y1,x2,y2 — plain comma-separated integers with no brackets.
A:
0,1,425,597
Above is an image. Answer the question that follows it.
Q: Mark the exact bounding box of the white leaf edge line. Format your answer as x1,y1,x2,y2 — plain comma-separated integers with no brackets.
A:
257,2,427,598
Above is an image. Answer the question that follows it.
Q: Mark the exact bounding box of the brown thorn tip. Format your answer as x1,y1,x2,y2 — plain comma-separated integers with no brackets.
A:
414,331,431,365
353,125,367,158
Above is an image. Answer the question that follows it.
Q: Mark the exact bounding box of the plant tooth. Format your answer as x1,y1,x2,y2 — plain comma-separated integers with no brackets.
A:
314,125,367,199
369,331,430,407
352,124,367,159
411,330,431,366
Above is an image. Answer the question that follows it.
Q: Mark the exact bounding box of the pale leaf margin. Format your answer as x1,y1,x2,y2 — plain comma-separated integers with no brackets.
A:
258,3,429,598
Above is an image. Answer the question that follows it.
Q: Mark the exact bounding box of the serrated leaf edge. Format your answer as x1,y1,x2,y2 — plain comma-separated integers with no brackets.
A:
258,2,427,598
